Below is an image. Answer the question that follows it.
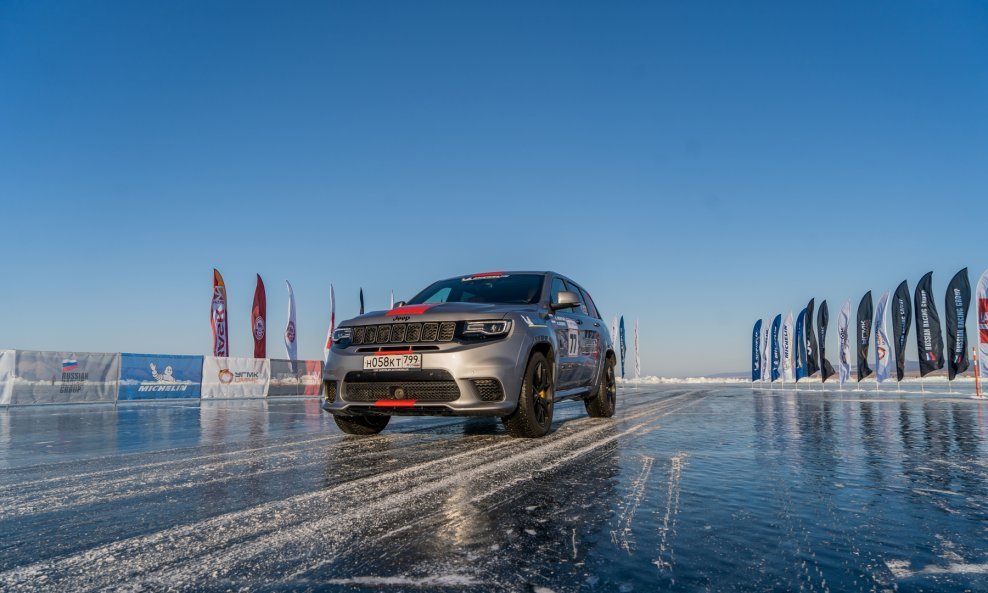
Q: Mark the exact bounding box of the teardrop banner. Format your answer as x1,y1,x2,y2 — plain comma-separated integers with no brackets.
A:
891,280,911,381
914,271,944,377
857,291,873,382
818,301,835,382
945,268,971,380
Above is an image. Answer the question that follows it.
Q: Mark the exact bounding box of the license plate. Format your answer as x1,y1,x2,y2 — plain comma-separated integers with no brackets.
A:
363,353,422,371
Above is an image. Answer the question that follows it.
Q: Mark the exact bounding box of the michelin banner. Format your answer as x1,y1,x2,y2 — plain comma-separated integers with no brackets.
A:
201,356,270,399
0,350,14,406
268,359,323,396
119,353,203,400
10,351,120,405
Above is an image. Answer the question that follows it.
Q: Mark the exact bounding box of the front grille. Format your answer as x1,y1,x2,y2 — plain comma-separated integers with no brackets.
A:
324,380,338,403
472,379,504,402
348,321,458,345
345,381,460,402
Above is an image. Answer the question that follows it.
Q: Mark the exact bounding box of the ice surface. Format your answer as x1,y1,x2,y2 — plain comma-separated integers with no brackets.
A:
0,387,986,592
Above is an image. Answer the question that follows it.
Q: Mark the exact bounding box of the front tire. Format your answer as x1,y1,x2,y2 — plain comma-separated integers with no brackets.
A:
503,352,554,438
585,356,616,418
333,414,390,435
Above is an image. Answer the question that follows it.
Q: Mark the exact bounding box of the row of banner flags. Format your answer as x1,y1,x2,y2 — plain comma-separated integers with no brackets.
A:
751,268,987,395
610,315,640,380
210,270,385,362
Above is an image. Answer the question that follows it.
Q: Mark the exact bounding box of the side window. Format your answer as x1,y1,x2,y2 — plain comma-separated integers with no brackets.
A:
578,287,601,319
564,280,590,316
550,278,567,305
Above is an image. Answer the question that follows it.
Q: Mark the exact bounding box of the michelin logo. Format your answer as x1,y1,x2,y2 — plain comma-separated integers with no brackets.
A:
138,363,192,393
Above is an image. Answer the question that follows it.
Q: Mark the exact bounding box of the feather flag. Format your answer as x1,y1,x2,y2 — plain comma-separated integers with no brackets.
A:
390,290,395,310
211,269,229,357
857,292,873,382
977,269,988,390
875,290,892,383
359,288,365,315
945,268,971,380
752,319,763,382
770,314,782,382
761,325,770,382
323,284,336,363
795,309,808,381
611,316,618,357
818,301,835,382
805,299,820,377
619,316,627,379
285,281,298,361
782,312,795,383
891,280,912,382
914,271,944,377
251,275,266,358
838,300,851,386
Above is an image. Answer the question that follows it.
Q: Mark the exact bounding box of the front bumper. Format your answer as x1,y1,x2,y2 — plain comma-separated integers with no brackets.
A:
322,331,531,417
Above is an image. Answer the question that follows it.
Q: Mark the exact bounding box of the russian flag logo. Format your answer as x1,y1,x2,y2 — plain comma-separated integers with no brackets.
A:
62,359,79,372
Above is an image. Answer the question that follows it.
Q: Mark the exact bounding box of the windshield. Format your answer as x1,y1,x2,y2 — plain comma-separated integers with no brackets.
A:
407,273,544,305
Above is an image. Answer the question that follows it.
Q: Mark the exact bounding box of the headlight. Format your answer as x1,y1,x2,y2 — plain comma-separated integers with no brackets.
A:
463,320,512,336
332,328,352,343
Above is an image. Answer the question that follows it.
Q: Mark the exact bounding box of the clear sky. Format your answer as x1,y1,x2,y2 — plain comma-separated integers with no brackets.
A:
1,1,986,376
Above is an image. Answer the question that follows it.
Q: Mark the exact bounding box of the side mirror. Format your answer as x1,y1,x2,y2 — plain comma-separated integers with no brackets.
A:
393,300,406,308
551,291,581,311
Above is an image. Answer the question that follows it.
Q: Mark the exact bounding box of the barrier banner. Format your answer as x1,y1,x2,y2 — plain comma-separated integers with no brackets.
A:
0,350,14,405
119,353,203,400
11,351,120,404
201,356,270,398
269,359,323,396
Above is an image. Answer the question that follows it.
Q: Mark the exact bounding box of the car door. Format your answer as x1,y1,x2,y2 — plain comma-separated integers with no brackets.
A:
565,280,603,387
549,276,581,391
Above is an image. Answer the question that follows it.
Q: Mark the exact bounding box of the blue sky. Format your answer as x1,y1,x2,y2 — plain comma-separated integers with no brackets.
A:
1,1,986,376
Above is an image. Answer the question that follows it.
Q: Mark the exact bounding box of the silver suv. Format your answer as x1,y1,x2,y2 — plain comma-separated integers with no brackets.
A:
323,271,617,438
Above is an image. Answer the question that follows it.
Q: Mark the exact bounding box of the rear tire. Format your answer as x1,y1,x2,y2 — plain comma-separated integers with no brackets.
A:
333,414,390,435
503,351,554,438
585,356,616,418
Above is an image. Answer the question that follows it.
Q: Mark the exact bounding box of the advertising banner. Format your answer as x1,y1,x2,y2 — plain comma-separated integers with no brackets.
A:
201,356,270,399
795,309,807,381
285,281,298,361
211,269,229,357
857,291,873,381
751,319,762,382
838,300,851,386
914,271,944,377
782,311,795,383
804,299,819,377
977,269,988,388
10,351,120,405
770,314,781,382
892,280,912,382
945,268,971,380
817,301,835,382
252,274,267,359
119,353,203,400
0,350,14,406
875,291,892,383
269,359,323,396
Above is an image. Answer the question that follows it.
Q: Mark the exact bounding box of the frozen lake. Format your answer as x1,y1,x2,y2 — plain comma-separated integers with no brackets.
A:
1,386,986,592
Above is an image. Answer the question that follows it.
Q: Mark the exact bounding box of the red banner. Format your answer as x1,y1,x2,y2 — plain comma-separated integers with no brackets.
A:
252,274,266,358
211,269,229,357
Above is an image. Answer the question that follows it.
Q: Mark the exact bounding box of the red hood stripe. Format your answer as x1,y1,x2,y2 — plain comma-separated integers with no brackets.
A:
386,304,436,316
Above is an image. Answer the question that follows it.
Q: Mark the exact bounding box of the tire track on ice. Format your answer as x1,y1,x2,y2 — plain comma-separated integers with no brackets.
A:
611,455,654,554
0,392,699,591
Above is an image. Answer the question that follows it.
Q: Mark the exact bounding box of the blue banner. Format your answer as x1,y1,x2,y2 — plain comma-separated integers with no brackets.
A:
619,316,626,379
751,319,762,382
118,353,203,400
770,314,782,381
795,309,808,381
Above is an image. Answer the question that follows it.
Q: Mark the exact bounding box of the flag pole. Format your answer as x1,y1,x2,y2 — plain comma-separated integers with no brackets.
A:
975,346,982,398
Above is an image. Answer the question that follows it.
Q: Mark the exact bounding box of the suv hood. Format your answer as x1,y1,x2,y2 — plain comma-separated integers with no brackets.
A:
345,302,540,325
